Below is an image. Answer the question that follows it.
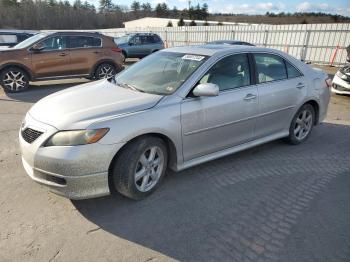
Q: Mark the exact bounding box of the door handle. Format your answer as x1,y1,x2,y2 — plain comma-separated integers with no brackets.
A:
244,94,257,101
296,83,305,89
59,52,67,57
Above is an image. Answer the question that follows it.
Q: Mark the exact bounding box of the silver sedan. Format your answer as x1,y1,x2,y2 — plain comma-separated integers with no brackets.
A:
19,45,331,200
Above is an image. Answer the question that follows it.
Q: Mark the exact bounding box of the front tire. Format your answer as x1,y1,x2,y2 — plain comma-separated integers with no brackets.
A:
0,67,29,93
286,104,315,145
112,137,168,200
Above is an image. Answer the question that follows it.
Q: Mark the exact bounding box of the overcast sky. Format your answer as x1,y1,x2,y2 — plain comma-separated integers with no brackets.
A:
72,0,350,16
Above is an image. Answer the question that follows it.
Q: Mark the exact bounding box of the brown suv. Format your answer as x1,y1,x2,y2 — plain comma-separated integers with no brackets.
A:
0,31,124,93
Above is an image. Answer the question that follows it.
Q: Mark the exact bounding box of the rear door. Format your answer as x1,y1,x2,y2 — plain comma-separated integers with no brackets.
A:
181,53,259,161
31,35,70,79
68,35,103,76
253,53,305,139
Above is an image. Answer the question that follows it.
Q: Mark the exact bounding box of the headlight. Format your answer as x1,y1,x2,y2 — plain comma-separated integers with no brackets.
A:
45,128,109,147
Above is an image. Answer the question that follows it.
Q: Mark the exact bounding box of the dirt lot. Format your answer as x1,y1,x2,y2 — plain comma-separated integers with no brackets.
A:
0,65,350,262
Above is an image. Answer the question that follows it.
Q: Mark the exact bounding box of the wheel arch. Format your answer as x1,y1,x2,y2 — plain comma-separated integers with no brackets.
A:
303,99,320,125
107,132,178,190
91,59,120,78
108,132,177,185
0,63,33,80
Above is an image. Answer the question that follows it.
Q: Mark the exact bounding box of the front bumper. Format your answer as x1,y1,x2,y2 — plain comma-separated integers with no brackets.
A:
19,113,125,199
332,74,350,95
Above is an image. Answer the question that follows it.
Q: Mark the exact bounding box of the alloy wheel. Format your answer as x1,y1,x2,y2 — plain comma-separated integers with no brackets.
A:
134,146,165,193
98,65,115,79
3,70,27,92
294,109,313,140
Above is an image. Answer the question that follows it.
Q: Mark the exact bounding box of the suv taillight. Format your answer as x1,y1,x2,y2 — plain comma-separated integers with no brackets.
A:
111,47,122,53
325,78,332,88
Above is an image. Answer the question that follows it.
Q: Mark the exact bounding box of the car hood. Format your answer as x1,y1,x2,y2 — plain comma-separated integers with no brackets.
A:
29,79,163,130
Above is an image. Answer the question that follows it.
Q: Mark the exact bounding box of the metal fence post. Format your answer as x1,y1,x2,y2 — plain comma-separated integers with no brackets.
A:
185,30,188,45
165,29,168,47
263,30,269,47
231,30,236,40
301,30,311,61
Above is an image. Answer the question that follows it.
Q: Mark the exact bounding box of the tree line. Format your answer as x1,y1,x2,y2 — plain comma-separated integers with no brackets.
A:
0,0,348,30
0,0,209,29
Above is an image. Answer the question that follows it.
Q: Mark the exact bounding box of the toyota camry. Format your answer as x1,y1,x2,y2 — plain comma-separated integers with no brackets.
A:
19,45,331,200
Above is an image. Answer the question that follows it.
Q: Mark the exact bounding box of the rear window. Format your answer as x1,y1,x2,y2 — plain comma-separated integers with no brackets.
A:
0,34,17,44
68,36,102,48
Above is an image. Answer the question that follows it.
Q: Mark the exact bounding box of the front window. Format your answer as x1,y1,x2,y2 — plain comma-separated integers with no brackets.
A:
13,33,48,49
40,36,67,51
199,54,251,91
115,52,208,95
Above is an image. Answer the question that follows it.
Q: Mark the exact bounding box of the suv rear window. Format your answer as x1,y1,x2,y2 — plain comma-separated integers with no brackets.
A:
68,36,102,48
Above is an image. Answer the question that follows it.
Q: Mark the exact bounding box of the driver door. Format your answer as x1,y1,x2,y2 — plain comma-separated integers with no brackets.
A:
181,54,259,161
128,35,143,57
31,35,71,79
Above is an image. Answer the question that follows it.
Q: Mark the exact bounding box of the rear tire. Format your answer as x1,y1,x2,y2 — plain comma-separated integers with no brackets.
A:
95,63,117,80
111,137,168,200
0,67,29,93
286,104,315,145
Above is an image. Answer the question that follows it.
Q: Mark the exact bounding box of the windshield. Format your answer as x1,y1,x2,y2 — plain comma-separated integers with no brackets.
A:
13,33,48,49
115,52,208,95
114,35,131,45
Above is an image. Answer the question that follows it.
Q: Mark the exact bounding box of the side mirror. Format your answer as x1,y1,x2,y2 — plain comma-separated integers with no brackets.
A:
193,83,219,97
128,42,134,46
31,43,45,52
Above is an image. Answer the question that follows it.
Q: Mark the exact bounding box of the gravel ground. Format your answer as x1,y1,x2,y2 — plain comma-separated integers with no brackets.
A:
0,65,349,262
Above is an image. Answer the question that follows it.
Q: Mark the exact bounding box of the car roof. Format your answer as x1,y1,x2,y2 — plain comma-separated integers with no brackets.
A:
0,30,38,34
126,33,159,36
209,40,242,44
163,44,278,56
43,31,104,37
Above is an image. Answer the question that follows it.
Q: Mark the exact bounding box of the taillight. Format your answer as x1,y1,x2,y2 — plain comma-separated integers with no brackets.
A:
325,78,332,88
111,47,122,53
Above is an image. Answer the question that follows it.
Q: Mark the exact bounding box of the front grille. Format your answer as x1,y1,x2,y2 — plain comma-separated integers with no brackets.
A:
21,128,43,144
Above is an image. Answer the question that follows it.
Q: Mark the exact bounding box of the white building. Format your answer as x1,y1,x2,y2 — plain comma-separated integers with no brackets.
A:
123,17,254,28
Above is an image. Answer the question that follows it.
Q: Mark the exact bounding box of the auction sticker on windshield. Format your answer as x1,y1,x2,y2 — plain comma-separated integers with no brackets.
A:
182,54,205,61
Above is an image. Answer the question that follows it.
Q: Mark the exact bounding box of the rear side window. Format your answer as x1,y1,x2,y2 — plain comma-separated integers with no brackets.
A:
254,53,287,83
69,36,101,48
149,35,161,43
286,61,302,78
0,34,17,44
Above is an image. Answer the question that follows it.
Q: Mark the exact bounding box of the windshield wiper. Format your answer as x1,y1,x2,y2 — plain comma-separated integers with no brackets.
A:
117,82,145,93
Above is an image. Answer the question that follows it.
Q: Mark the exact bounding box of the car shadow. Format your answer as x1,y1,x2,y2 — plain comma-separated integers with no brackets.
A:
0,79,89,103
72,122,350,261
